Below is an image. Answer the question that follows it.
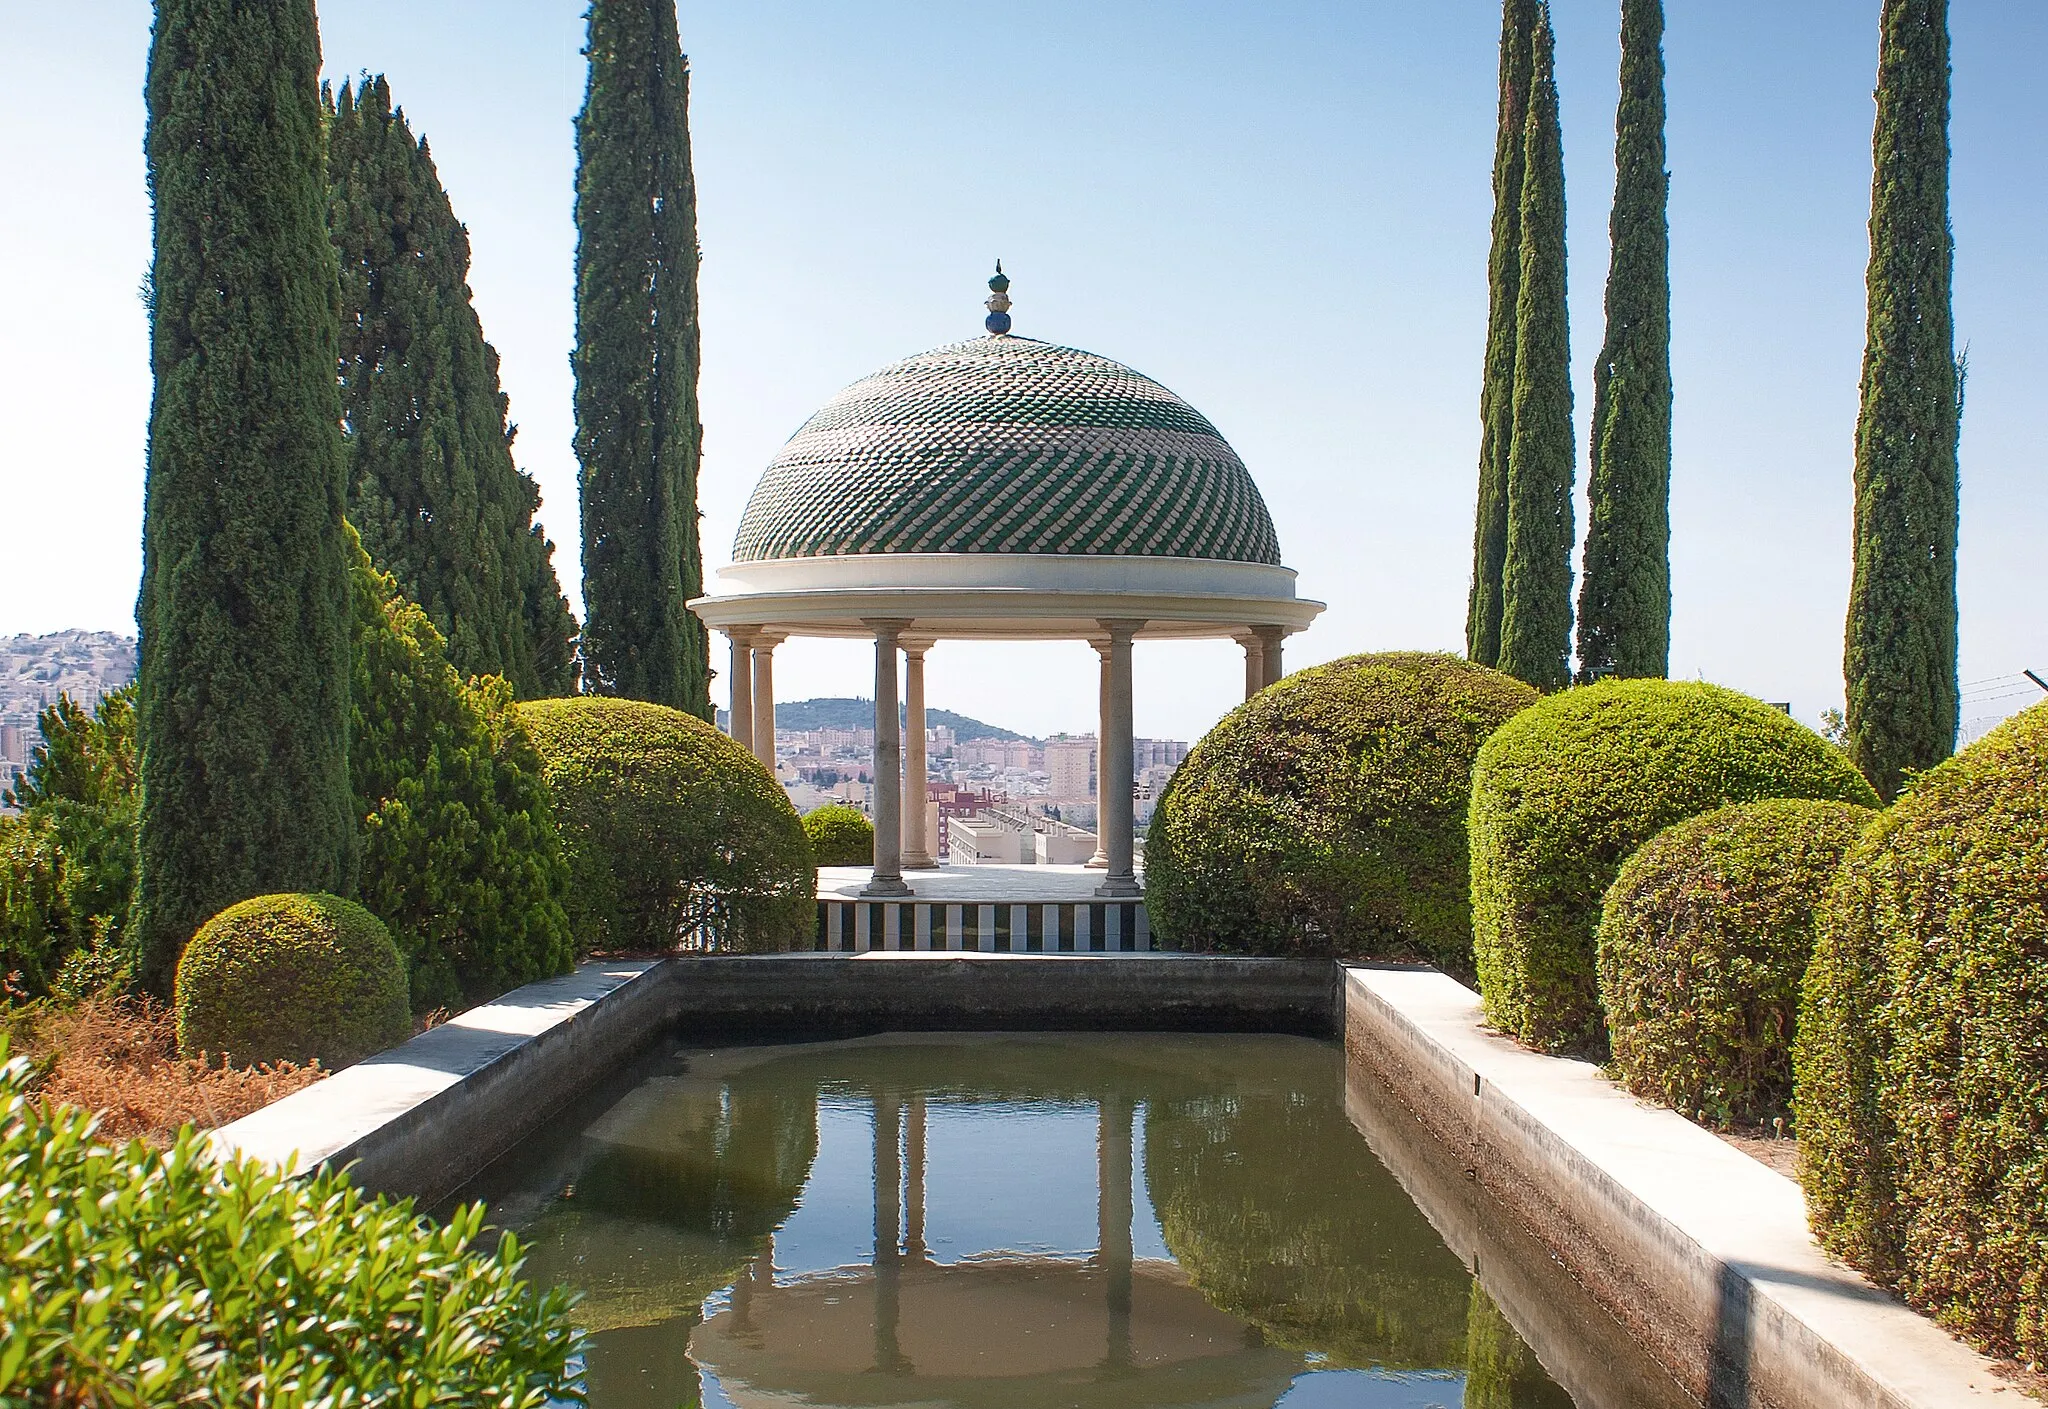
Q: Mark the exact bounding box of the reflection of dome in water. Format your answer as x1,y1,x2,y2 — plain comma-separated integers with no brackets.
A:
689,1257,1305,1408
731,334,1283,565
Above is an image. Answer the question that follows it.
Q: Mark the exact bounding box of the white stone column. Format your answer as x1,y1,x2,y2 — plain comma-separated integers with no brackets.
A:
1087,639,1111,868
728,630,756,752
1095,619,1144,898
863,619,913,897
902,640,936,869
1254,625,1285,689
1240,633,1265,701
751,634,783,771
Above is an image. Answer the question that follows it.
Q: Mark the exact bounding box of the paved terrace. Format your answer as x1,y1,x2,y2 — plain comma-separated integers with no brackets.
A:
816,862,1141,903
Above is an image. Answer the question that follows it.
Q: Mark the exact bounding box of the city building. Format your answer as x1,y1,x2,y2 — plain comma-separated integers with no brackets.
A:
1044,734,1096,802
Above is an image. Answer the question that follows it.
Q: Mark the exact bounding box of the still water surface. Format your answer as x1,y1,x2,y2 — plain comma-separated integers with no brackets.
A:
481,1033,1664,1409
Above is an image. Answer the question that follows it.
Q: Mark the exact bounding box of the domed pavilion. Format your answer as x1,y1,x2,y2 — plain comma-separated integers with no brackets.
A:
690,269,1322,907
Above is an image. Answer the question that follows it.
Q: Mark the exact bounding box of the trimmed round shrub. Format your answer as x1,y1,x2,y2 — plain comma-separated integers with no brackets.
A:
1470,679,1878,1053
1146,652,1537,970
802,803,875,867
1597,798,1872,1127
1,1054,583,1402
516,698,813,953
174,893,411,1068
1796,703,2048,1361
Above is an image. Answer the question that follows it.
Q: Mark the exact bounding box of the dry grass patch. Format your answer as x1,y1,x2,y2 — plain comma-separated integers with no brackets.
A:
5,993,324,1147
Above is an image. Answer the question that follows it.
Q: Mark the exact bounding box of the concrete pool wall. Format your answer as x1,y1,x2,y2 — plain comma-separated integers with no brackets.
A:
211,952,2014,1409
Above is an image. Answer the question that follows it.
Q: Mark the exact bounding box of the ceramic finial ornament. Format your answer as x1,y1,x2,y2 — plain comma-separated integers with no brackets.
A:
984,261,1012,335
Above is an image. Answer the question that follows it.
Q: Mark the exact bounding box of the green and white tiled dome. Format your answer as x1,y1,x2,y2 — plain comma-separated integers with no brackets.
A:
732,334,1282,565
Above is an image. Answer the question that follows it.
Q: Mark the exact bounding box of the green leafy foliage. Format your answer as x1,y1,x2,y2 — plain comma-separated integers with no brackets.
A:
0,688,139,996
350,539,575,1010
0,1050,584,1405
1469,679,1879,1053
1145,1045,1472,1369
137,0,356,994
801,804,875,868
1796,703,2048,1361
1147,653,1537,972
174,893,411,1068
1467,0,1538,669
516,698,813,953
1497,3,1576,693
1845,0,1960,802
328,75,579,699
1463,1281,1575,1409
1597,799,1870,1126
575,0,711,715
1576,0,1672,682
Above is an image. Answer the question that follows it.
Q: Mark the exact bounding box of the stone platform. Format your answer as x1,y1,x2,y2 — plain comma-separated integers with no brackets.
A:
813,863,1152,952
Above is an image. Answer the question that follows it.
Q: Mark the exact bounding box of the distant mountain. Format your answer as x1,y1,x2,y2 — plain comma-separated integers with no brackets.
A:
774,696,1032,742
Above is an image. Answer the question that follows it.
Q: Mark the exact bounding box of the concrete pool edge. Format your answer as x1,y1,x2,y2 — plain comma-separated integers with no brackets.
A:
209,959,668,1204
1340,963,2014,1409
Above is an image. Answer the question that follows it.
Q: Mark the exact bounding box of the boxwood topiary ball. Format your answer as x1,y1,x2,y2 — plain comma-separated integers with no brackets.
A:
1795,702,2048,1361
1469,679,1878,1054
515,697,814,954
802,804,875,868
174,892,411,1069
1145,652,1538,970
1597,798,1872,1128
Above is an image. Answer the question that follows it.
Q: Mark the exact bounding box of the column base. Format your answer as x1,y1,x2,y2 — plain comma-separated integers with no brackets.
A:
1094,876,1142,899
861,875,916,898
1084,854,1109,869
901,852,939,870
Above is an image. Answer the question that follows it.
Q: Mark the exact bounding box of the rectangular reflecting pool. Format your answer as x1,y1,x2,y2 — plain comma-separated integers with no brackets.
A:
474,1033,1692,1409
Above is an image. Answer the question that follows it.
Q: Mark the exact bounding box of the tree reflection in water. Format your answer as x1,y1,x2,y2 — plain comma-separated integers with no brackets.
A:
491,1035,1593,1409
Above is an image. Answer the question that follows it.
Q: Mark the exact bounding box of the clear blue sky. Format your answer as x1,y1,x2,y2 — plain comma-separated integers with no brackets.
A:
2,2,2042,743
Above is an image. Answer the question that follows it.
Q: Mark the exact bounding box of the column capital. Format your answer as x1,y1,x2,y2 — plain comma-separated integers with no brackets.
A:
861,617,916,641
1093,617,1147,643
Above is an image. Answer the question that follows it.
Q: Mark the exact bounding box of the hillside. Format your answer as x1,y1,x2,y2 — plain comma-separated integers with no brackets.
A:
774,697,1031,742
1,630,136,730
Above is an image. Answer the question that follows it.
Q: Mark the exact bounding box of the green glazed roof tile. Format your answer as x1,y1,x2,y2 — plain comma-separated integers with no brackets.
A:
732,335,1282,565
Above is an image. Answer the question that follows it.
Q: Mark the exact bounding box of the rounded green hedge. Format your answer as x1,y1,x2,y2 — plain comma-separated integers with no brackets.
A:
174,893,411,1068
1145,652,1538,969
1469,679,1878,1053
516,698,814,953
1795,703,2048,1362
802,803,875,867
1597,798,1871,1127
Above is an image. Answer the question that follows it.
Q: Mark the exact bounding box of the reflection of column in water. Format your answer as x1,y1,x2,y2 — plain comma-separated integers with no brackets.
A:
905,1095,928,1262
1097,1093,1135,1371
729,1232,777,1334
873,1090,910,1373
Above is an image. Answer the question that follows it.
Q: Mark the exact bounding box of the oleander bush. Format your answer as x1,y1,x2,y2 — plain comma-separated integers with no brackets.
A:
1796,703,2048,1362
1597,798,1871,1127
1470,679,1878,1054
802,803,875,867
174,893,411,1068
1146,652,1537,971
351,540,574,1009
517,697,814,953
0,1051,583,1405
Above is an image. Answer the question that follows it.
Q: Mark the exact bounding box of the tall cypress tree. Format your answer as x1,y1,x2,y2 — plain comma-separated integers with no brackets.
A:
136,0,354,993
1577,0,1672,681
1468,0,1540,668
327,77,580,700
574,0,711,717
1845,0,1959,802
1498,4,1577,693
